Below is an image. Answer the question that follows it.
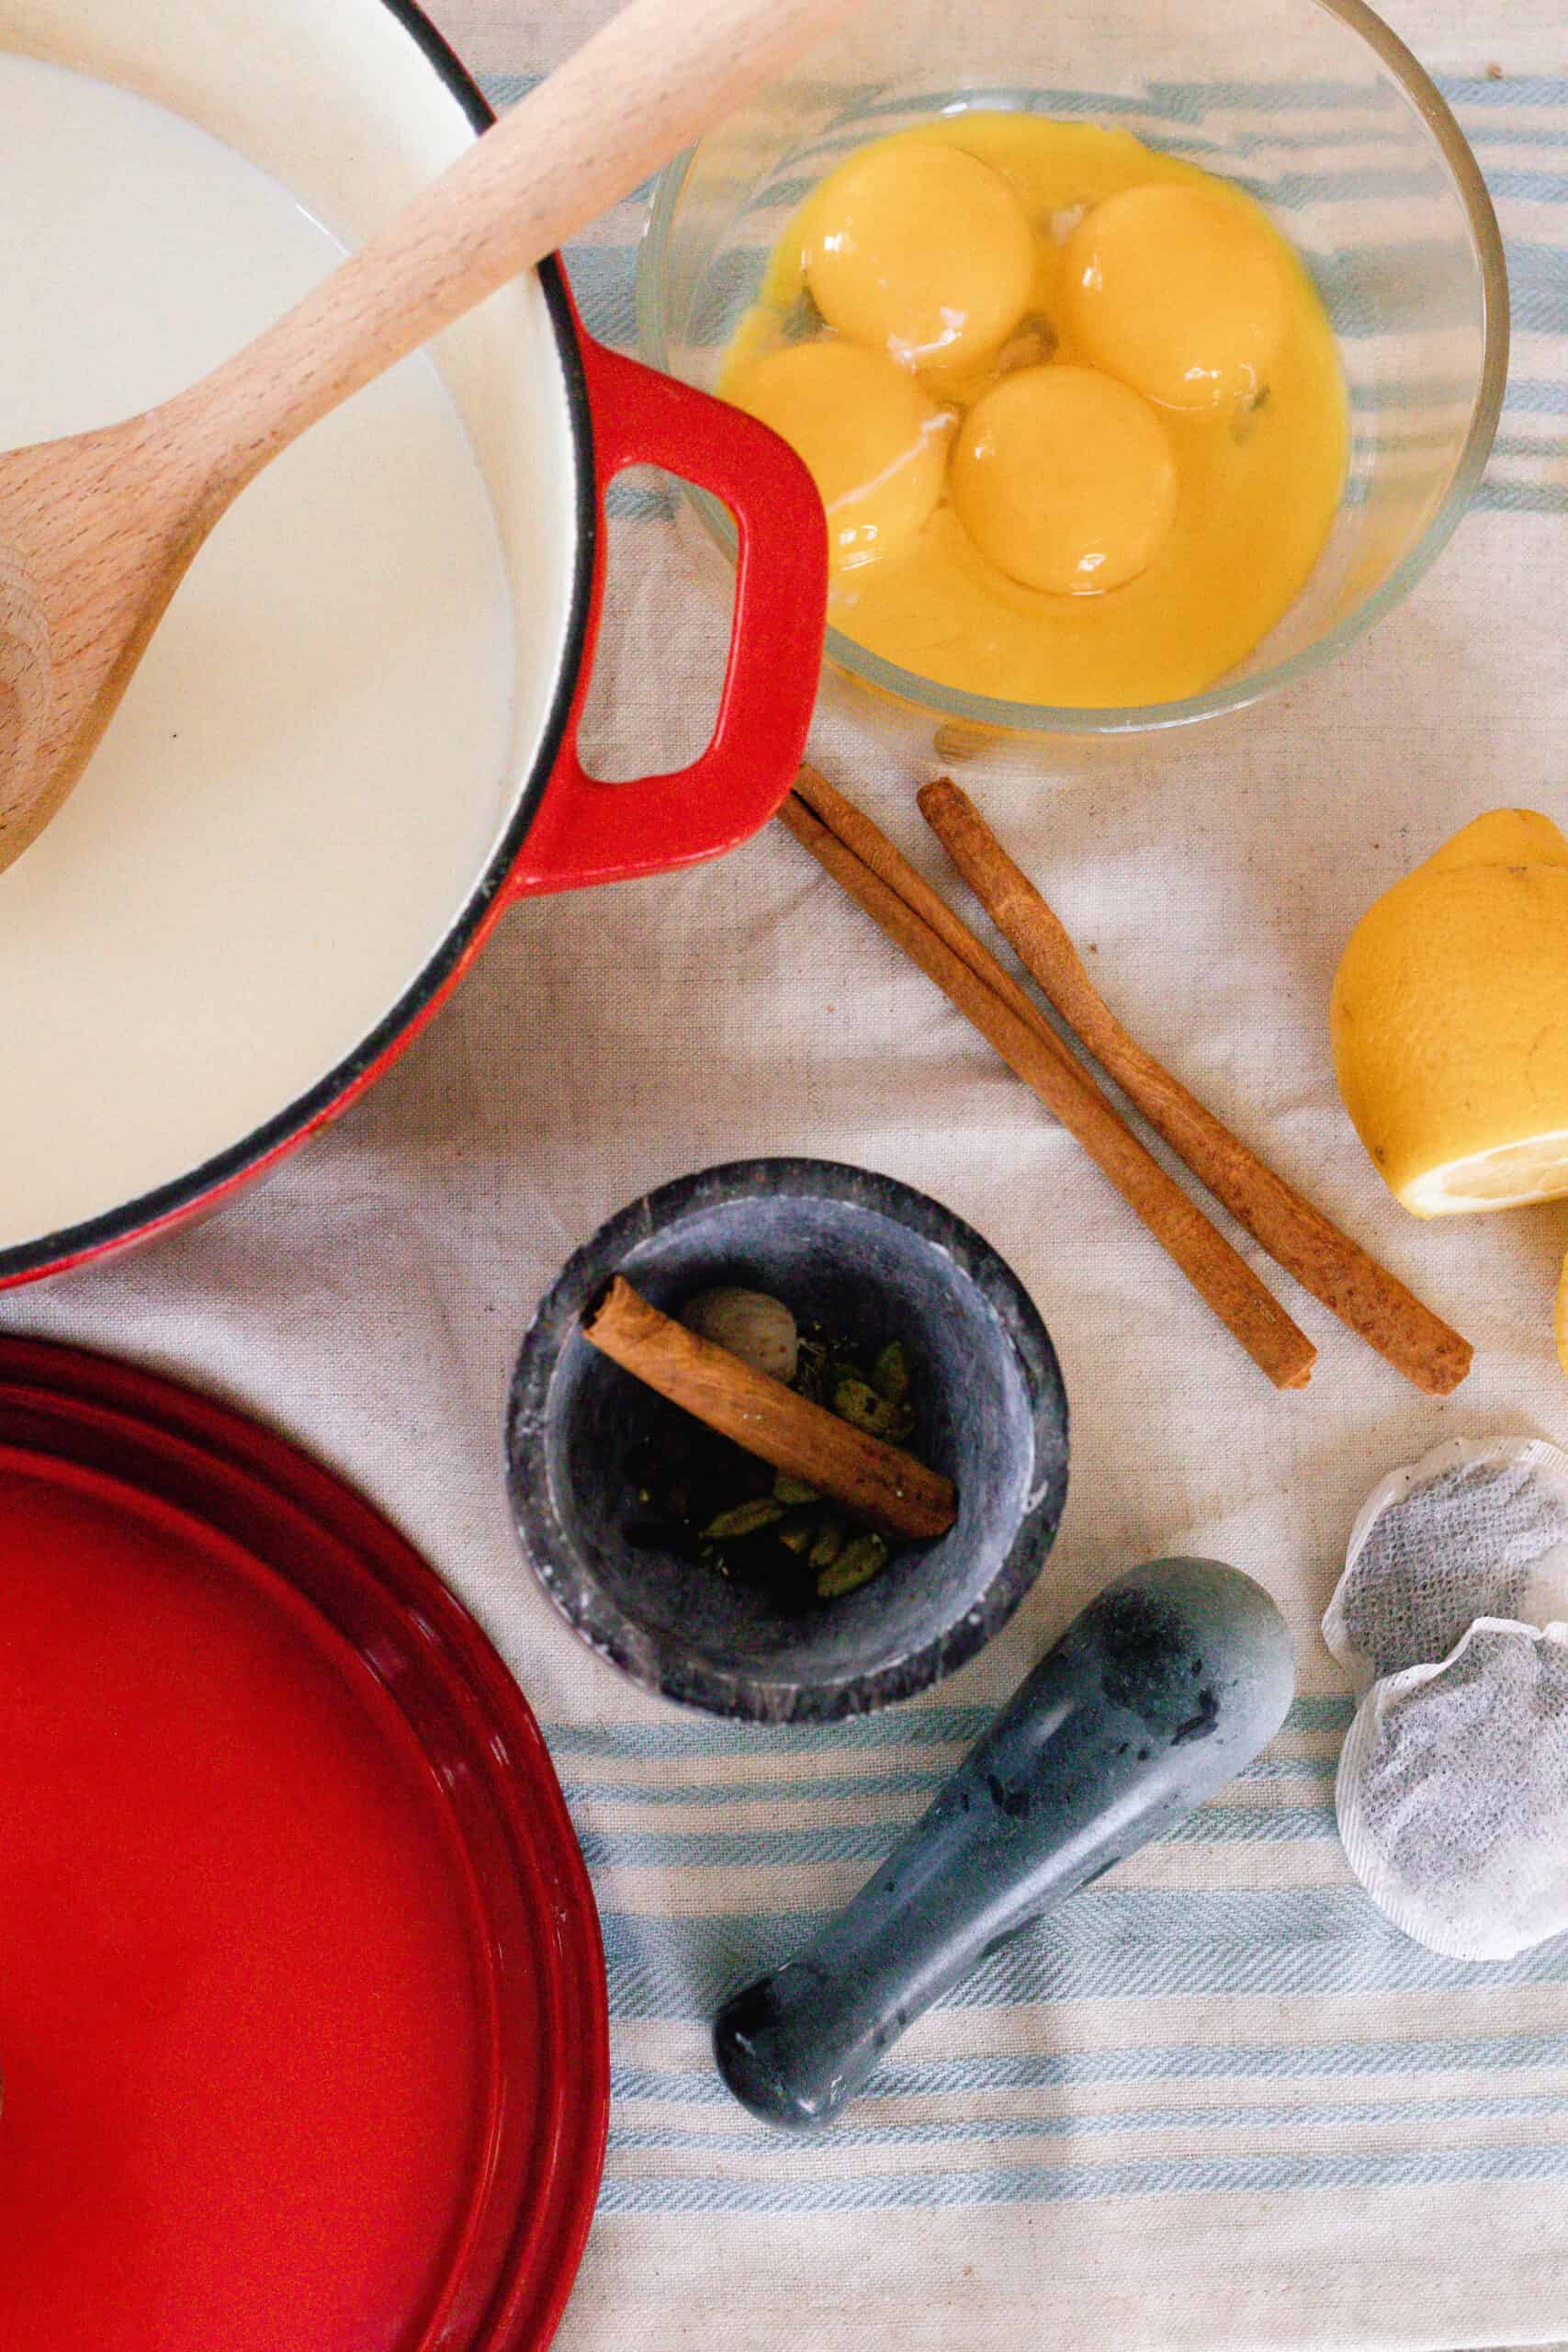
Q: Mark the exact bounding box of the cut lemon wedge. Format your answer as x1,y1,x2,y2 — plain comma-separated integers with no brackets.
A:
1402,1131,1568,1218
1333,828,1568,1219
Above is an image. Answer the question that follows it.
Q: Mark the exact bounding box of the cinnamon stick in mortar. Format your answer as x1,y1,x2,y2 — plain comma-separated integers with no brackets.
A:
780,793,1316,1391
919,777,1472,1398
581,1276,958,1542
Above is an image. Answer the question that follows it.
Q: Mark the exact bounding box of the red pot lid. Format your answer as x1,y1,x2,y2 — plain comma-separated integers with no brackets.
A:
0,1339,608,2352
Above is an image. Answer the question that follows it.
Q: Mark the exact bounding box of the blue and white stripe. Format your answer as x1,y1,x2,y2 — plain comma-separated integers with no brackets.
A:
483,70,1568,519
533,1692,1568,2214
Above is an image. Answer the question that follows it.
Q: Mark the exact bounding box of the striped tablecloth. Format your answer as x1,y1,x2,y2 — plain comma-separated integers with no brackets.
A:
11,2,1568,2346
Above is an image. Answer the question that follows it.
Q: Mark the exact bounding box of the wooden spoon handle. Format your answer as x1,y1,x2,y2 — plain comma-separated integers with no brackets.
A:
182,0,852,495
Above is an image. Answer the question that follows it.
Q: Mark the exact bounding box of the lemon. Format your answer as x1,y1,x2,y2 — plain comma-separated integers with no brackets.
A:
1331,813,1568,1216
1417,808,1568,876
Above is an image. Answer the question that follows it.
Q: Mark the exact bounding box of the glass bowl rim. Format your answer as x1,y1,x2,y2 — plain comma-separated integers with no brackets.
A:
635,0,1510,739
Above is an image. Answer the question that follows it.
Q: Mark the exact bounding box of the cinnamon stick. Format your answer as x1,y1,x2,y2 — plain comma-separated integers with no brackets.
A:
780,793,1316,1391
919,777,1472,1399
794,763,1083,1081
581,1276,957,1541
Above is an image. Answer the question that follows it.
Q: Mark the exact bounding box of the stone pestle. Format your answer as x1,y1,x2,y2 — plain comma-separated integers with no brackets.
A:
714,1556,1294,2130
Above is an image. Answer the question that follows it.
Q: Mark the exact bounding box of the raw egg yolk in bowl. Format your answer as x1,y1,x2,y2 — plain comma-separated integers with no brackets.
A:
721,116,1348,710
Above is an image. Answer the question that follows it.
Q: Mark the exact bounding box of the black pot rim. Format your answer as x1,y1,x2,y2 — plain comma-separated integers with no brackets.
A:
505,1157,1072,1724
0,0,597,1287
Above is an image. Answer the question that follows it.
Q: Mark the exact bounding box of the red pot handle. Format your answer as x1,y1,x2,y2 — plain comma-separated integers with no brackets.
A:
508,334,828,897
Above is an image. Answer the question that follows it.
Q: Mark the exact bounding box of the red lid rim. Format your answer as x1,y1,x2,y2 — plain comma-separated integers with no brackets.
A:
0,1335,609,2352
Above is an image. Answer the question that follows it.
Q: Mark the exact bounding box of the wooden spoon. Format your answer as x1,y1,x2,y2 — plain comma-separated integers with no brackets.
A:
0,0,852,876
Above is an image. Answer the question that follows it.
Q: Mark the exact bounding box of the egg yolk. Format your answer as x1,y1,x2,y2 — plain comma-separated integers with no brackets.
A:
949,365,1178,596
716,112,1348,707
799,141,1034,369
1064,182,1288,412
728,340,949,574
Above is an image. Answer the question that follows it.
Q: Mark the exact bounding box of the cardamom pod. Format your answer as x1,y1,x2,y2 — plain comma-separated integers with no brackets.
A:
808,1515,847,1571
816,1532,888,1600
773,1472,820,1505
702,1498,786,1541
831,1378,912,1441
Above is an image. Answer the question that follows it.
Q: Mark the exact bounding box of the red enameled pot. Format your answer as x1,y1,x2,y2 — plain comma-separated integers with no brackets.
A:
0,0,827,1290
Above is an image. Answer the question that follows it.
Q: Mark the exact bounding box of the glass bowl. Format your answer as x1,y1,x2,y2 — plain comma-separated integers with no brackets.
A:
637,0,1507,754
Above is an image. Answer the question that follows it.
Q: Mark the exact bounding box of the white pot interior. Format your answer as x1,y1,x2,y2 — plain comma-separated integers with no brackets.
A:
0,0,582,1270
0,0,581,758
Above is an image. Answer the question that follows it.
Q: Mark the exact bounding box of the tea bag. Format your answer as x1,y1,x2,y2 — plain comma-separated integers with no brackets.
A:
1324,1437,1568,1695
1336,1619,1568,1961
1324,1437,1568,1961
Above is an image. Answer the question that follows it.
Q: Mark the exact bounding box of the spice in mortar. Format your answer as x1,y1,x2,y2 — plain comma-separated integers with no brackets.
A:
622,1286,922,1606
